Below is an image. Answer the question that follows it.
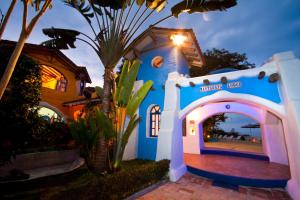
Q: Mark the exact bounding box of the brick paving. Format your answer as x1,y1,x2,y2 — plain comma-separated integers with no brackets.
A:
138,173,291,200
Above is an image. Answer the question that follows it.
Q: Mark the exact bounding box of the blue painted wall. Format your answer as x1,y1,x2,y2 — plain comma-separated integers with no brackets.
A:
137,46,189,160
180,76,281,110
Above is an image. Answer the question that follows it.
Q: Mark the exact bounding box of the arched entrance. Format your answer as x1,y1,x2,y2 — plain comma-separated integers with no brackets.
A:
182,101,289,165
153,52,300,199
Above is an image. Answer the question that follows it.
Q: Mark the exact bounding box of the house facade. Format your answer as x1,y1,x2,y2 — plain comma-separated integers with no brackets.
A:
123,27,300,199
0,40,94,121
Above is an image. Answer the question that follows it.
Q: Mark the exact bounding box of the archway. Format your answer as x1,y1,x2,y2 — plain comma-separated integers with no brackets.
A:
38,101,66,122
182,101,289,165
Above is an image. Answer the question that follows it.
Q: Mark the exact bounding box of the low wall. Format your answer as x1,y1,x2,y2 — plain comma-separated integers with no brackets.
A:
0,150,84,181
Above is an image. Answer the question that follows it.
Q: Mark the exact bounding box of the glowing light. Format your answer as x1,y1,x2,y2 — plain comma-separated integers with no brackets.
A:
207,135,211,138
182,9,191,13
170,34,187,46
190,127,195,136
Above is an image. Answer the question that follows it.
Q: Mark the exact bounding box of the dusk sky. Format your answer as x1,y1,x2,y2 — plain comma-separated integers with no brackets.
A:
1,0,299,87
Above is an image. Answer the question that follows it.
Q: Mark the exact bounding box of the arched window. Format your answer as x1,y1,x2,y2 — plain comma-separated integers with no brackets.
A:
41,65,67,92
38,106,64,122
150,105,161,137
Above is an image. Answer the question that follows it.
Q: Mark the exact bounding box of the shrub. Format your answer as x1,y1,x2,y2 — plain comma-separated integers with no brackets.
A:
0,48,41,164
46,159,170,200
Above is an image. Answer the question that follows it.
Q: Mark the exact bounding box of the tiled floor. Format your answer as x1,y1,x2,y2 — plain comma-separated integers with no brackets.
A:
138,173,291,200
184,154,290,180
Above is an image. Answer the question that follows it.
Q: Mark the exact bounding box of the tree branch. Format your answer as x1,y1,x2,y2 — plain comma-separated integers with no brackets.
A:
0,0,17,40
26,0,52,34
22,0,28,33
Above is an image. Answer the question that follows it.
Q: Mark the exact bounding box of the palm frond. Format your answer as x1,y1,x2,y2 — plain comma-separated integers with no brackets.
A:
172,0,237,18
64,0,94,24
41,28,79,49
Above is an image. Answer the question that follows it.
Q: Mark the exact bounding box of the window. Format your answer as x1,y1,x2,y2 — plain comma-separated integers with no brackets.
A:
38,106,64,122
79,80,85,96
182,118,187,136
150,105,161,137
41,65,67,92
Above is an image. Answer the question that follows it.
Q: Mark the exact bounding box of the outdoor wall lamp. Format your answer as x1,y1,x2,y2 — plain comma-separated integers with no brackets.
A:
170,34,187,46
189,120,196,136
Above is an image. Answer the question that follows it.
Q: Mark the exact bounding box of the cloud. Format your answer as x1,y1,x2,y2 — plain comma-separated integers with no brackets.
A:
206,28,243,48
202,13,211,22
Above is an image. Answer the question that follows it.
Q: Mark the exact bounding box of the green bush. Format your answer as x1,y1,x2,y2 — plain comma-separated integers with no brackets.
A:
46,159,170,200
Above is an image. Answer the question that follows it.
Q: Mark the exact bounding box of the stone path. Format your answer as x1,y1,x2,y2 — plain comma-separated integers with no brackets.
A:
138,173,291,200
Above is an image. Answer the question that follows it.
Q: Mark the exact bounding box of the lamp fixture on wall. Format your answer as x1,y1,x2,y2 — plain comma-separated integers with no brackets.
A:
170,34,187,46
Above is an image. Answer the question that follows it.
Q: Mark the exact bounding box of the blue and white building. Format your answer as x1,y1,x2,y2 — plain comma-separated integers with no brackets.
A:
122,27,300,199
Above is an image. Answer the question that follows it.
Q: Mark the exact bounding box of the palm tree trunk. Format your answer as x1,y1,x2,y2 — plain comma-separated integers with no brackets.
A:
0,32,27,99
93,67,113,171
102,67,113,114
0,0,17,40
93,137,107,171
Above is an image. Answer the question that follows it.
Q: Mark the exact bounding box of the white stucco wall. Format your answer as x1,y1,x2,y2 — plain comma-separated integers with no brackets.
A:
122,81,143,160
262,111,288,165
274,52,300,199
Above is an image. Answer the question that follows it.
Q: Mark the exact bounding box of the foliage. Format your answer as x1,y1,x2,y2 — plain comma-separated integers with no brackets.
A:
190,48,256,77
42,0,237,170
0,0,53,99
110,60,153,170
0,48,42,164
42,0,237,70
44,159,170,200
172,0,237,18
203,113,227,140
69,109,106,169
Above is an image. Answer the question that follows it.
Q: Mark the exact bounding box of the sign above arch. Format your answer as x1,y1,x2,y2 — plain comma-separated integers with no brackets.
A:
180,76,281,111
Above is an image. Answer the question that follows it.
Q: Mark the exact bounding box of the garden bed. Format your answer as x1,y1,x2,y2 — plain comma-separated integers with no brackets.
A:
0,159,170,200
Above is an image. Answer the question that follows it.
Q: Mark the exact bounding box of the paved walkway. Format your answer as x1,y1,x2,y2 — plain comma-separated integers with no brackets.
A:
138,173,291,200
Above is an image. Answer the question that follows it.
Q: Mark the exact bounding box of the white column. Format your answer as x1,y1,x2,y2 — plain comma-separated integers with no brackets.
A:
275,51,300,200
156,72,187,181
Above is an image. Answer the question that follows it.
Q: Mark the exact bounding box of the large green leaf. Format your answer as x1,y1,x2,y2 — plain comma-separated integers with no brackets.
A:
92,0,130,10
115,60,129,103
117,60,140,106
41,28,80,49
126,80,153,117
146,0,167,12
94,108,115,140
64,0,94,24
171,0,237,18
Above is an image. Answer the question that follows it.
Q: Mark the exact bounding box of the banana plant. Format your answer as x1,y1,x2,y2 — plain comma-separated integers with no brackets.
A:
98,59,153,171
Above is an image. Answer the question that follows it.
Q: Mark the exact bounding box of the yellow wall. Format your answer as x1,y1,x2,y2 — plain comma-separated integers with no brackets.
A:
25,52,83,120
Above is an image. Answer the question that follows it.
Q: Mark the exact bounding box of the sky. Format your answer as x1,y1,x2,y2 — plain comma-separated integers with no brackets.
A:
218,113,261,137
1,0,300,87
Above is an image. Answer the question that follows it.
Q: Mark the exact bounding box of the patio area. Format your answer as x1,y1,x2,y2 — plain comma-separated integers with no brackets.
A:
205,141,263,154
138,173,291,200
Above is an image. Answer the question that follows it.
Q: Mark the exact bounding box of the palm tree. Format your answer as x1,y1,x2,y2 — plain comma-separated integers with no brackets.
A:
0,0,53,99
42,0,237,170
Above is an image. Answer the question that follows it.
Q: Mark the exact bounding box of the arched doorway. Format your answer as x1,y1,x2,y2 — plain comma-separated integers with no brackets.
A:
182,101,289,165
38,102,65,122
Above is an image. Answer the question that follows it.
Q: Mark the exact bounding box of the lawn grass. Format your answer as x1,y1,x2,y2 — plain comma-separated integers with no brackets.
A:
0,159,169,200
